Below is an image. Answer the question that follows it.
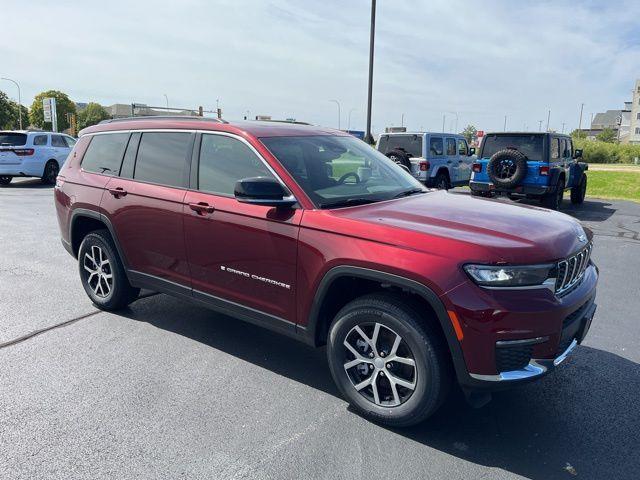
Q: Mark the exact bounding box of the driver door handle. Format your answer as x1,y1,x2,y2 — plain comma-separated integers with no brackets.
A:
189,202,215,215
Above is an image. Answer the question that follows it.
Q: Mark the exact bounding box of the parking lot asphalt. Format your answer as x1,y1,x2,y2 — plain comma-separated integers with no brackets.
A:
1,178,639,480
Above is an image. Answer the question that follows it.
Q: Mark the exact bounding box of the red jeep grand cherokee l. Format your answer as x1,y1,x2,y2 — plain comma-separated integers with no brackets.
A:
54,117,598,426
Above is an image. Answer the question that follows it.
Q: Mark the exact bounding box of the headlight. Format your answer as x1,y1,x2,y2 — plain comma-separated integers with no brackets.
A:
464,264,555,288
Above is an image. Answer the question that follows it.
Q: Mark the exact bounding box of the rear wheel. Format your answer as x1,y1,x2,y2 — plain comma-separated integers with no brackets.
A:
41,160,59,185
434,172,450,190
327,293,451,427
541,178,564,210
0,176,12,185
570,173,587,204
78,230,140,310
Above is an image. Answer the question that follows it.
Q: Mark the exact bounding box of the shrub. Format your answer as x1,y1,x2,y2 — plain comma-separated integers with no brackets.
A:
573,139,640,164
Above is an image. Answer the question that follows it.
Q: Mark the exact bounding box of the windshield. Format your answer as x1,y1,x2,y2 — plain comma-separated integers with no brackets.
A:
261,135,425,208
0,132,27,147
480,134,544,161
377,134,423,157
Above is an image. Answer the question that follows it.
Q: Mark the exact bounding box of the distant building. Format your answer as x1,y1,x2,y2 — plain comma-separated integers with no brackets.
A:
630,79,640,145
105,103,197,119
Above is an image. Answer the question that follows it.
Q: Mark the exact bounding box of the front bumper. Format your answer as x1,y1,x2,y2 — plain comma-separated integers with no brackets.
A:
468,300,595,382
470,180,554,196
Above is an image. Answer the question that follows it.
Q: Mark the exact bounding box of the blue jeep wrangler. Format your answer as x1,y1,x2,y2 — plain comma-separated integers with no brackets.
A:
469,132,588,210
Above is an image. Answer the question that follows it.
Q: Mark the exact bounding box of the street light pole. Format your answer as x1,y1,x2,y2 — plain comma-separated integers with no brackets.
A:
442,114,446,133
401,113,405,127
1,77,22,129
330,100,341,130
538,120,543,132
562,122,566,134
163,94,169,108
365,0,376,144
503,115,507,132
546,109,551,132
578,103,584,130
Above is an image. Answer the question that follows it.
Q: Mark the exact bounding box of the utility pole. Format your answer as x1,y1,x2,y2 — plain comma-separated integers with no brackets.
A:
163,94,169,109
578,103,584,130
503,115,507,132
562,122,566,134
364,0,376,144
442,114,446,133
329,100,341,130
401,113,405,127
538,120,543,132
546,110,551,132
1,77,22,129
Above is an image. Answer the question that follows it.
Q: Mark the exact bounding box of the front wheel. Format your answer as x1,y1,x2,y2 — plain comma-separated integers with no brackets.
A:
570,173,587,204
327,293,451,427
434,172,450,190
78,230,140,310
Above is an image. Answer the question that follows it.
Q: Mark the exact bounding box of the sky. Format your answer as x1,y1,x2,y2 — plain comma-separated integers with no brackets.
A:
1,0,639,134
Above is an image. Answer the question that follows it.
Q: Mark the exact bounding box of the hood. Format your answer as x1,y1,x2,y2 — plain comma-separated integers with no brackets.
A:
326,191,590,264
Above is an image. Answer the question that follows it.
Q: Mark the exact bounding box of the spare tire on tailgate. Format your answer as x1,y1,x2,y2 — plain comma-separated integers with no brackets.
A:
487,148,528,189
385,149,412,172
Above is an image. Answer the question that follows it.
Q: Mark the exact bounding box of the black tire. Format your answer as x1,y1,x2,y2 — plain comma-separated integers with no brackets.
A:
78,230,140,310
327,293,451,427
0,176,12,185
41,160,59,185
487,149,527,189
541,178,565,210
385,149,412,171
570,173,587,204
434,171,450,190
471,190,492,198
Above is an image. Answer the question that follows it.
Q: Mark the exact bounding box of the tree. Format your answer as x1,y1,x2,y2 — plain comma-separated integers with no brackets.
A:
461,124,477,143
596,127,617,143
0,90,28,130
29,90,76,132
78,102,110,130
571,129,587,140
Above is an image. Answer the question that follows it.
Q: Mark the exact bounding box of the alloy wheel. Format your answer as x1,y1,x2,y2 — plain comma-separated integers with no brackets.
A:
342,322,417,407
83,245,113,298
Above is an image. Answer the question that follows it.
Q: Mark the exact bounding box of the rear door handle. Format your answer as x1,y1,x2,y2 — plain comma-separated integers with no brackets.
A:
108,187,127,197
189,202,215,215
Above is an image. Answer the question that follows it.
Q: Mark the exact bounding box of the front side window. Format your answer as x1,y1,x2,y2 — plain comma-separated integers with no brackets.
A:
446,138,456,155
458,139,468,156
52,135,67,147
198,134,274,195
261,135,424,208
81,133,130,176
429,137,443,156
134,132,191,187
480,134,544,161
64,136,77,148
33,135,48,146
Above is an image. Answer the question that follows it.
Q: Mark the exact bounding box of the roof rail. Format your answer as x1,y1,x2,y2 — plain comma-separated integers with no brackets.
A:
253,119,313,125
99,116,227,125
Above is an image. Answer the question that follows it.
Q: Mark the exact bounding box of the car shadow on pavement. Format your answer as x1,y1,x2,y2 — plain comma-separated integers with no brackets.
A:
0,178,52,189
122,295,638,480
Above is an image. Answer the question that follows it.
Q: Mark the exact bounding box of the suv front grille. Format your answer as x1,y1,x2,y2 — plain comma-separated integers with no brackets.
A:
555,243,592,296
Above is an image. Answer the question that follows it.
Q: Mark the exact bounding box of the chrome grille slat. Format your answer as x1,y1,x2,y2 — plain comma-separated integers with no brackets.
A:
555,242,592,296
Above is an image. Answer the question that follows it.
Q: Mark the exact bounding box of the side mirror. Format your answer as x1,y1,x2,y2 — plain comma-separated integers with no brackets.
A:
573,149,583,159
234,177,296,208
468,147,476,156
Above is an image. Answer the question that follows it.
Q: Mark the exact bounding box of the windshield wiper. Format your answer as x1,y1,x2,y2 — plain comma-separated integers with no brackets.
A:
320,198,379,209
393,188,427,199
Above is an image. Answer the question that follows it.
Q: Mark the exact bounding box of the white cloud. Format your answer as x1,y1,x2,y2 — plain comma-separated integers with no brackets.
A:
1,0,638,133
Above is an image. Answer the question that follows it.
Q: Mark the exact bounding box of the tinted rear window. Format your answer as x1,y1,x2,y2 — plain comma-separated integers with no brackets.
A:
0,132,27,146
82,133,130,175
133,132,191,187
481,134,544,161
378,135,422,157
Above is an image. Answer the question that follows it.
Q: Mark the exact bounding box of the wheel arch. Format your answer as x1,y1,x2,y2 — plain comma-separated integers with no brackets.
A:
301,266,469,381
69,209,130,272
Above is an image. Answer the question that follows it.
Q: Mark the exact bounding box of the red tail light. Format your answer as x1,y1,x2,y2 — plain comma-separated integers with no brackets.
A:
539,166,549,176
419,161,430,171
472,163,482,173
13,148,35,156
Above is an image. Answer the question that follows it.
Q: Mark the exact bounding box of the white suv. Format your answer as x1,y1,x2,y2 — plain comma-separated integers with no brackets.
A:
0,131,76,185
